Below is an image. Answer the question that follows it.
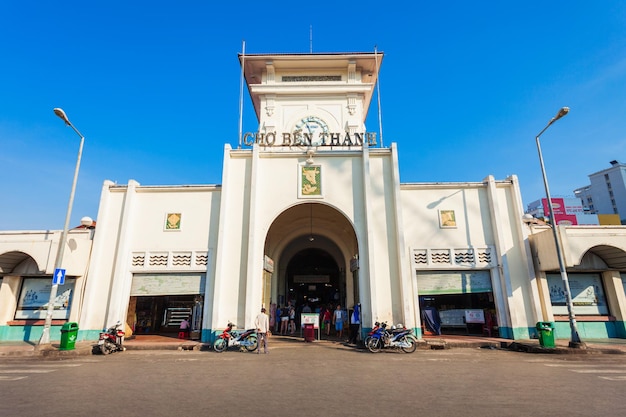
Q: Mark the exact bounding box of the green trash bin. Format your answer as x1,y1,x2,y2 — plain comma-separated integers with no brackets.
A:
536,321,555,348
59,322,79,350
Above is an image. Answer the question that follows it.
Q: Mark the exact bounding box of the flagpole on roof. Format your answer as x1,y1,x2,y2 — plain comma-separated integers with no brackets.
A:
375,45,383,148
238,40,246,149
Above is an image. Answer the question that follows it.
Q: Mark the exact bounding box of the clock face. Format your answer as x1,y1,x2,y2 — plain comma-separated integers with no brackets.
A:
295,116,329,145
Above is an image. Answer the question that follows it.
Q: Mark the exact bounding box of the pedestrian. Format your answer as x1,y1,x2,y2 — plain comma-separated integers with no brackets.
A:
348,303,361,344
280,305,289,335
179,317,190,339
269,303,276,333
321,306,332,336
289,305,296,334
255,307,270,354
332,304,344,338
274,305,282,333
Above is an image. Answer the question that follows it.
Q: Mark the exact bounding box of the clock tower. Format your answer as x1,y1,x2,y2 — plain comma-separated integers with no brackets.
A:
239,52,383,146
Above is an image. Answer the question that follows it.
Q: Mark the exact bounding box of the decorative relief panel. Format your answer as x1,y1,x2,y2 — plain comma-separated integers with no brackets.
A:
411,247,496,270
131,251,209,271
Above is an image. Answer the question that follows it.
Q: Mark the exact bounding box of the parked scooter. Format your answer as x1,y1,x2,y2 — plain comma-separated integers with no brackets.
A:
365,321,417,353
363,321,382,348
98,321,126,355
213,323,258,353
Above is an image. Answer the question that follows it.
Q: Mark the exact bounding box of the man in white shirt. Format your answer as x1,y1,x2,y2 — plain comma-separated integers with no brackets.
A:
332,304,344,338
255,307,270,354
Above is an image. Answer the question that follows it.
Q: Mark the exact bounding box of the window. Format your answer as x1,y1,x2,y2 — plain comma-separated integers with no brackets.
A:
547,273,607,315
15,277,75,320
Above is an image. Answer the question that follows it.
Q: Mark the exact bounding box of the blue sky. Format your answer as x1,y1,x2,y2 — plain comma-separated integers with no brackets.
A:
2,1,625,230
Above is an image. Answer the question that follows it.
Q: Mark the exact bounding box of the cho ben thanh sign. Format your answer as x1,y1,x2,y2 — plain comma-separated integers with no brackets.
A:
242,131,377,147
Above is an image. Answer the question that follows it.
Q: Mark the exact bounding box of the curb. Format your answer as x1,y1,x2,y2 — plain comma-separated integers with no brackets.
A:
506,341,626,355
2,339,624,358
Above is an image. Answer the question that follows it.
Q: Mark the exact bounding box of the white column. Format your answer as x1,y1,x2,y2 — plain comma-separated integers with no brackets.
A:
79,180,115,329
484,175,514,335
106,179,140,326
390,144,418,330
359,142,375,328
211,145,233,331
244,144,261,328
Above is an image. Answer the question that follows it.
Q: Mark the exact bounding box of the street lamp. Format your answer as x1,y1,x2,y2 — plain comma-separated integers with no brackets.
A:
535,106,585,349
38,108,86,346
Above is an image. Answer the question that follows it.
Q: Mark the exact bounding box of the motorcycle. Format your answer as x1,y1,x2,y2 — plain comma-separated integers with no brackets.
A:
213,323,258,353
363,321,382,348
98,321,126,355
365,321,417,353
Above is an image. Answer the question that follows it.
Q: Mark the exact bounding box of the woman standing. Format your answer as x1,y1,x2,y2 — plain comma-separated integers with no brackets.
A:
288,305,296,335
280,305,289,335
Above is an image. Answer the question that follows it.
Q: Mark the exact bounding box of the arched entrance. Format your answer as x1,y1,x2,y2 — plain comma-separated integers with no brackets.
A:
264,202,358,335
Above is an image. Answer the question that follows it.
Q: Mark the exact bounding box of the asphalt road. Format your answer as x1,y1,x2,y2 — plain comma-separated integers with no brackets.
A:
1,343,625,417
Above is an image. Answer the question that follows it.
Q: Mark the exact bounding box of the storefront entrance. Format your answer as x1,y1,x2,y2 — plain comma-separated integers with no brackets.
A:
128,272,206,339
132,295,203,338
418,271,497,336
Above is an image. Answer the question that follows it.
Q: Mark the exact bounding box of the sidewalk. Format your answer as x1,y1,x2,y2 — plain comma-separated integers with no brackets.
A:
1,334,625,358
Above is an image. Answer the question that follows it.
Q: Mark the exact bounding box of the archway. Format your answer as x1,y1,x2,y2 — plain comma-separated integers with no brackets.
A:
577,245,626,270
0,251,41,275
263,202,358,334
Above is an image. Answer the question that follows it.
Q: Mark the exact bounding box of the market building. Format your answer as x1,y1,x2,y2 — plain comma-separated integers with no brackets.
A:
525,222,626,338
0,228,94,341
1,50,625,343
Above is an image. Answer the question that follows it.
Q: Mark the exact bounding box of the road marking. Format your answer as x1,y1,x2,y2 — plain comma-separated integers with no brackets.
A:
0,369,54,374
0,363,84,368
0,363,86,382
0,376,28,381
537,362,626,381
570,369,626,374
543,364,626,368
599,376,626,381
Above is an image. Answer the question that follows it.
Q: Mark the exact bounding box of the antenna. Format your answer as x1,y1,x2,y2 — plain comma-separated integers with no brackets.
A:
238,40,246,149
310,25,313,53
374,45,383,147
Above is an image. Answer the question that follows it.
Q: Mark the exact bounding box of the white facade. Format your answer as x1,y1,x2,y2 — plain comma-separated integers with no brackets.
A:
72,52,538,342
2,51,625,343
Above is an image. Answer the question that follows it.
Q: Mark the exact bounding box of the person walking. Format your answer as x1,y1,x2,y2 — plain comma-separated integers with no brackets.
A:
348,303,361,344
321,306,332,336
332,304,344,339
255,307,270,354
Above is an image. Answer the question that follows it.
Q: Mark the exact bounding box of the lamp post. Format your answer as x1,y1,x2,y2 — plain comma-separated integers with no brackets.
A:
38,108,85,346
535,106,585,348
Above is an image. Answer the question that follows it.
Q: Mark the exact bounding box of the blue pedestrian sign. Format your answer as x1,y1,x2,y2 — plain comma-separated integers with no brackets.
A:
53,268,66,285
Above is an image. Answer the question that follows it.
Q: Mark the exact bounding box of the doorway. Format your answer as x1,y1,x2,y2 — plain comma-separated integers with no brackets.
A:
132,295,203,338
286,247,342,311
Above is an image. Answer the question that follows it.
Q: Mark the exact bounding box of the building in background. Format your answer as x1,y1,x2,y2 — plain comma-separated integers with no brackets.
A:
574,160,626,225
526,197,600,225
